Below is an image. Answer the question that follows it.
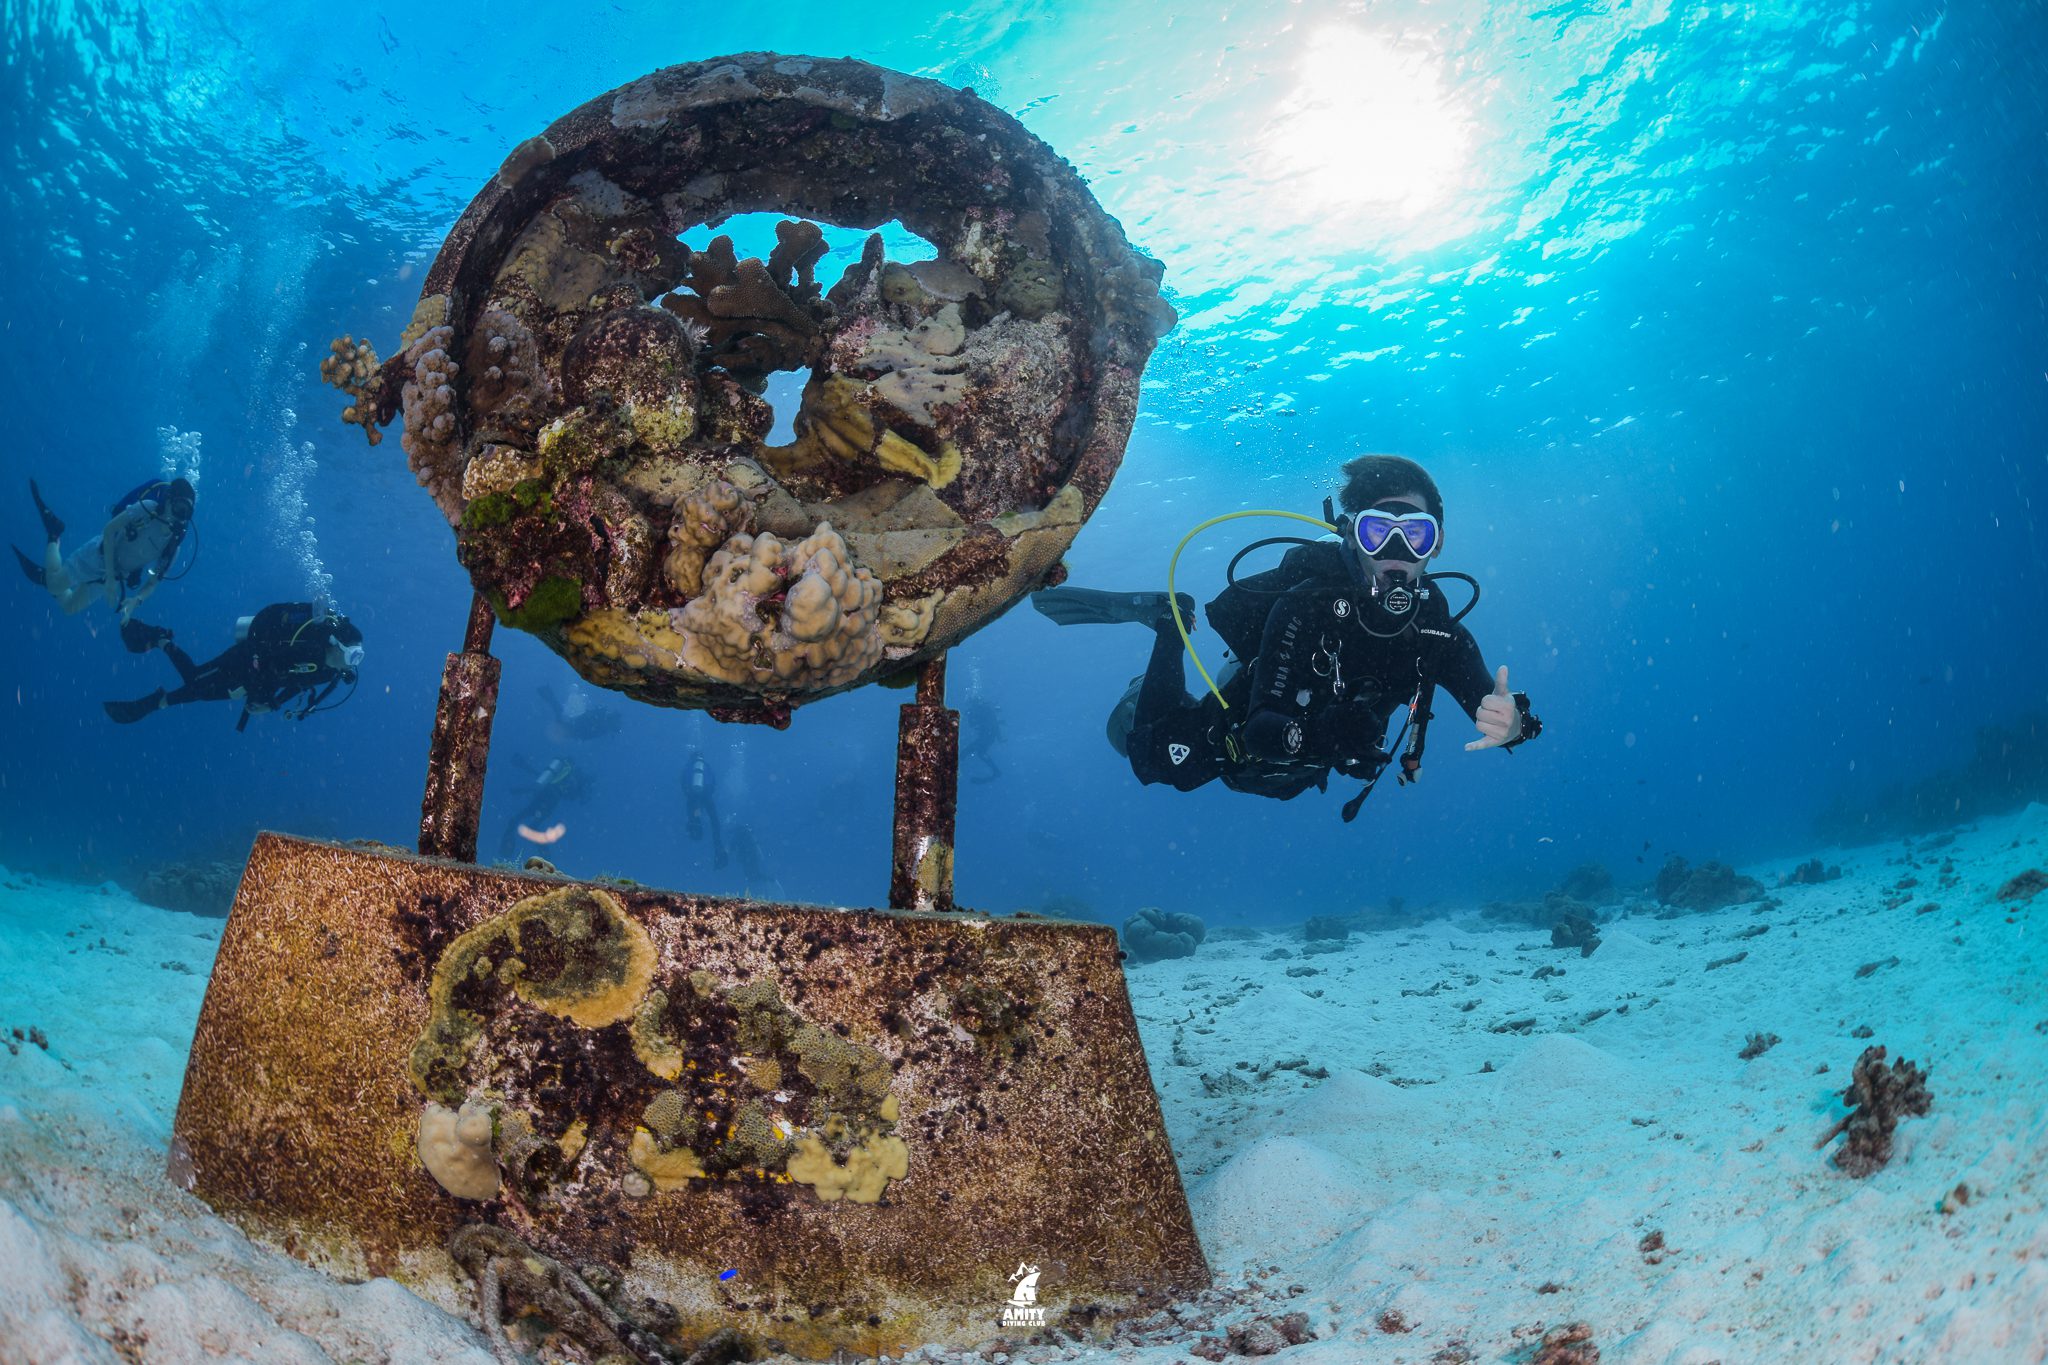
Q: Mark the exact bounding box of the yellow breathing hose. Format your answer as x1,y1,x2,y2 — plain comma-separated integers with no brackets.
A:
1167,509,1338,709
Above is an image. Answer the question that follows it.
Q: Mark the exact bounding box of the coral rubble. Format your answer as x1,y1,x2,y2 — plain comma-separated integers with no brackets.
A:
1530,1321,1602,1364
1781,858,1842,886
1549,907,1601,958
131,858,242,918
1555,862,1618,904
1996,868,2046,903
1816,1044,1934,1177
1123,907,1207,964
1653,855,1767,915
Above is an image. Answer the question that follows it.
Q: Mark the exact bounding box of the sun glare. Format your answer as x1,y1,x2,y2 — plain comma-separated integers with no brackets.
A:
1268,27,1473,221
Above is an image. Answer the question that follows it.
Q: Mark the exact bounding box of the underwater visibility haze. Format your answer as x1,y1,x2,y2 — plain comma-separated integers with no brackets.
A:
2,1,2047,1361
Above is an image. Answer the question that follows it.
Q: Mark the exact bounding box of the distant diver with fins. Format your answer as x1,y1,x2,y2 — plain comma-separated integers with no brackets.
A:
14,476,197,621
1033,455,1541,819
497,756,592,860
684,749,728,869
724,818,783,897
962,692,1006,784
539,681,622,744
104,601,364,731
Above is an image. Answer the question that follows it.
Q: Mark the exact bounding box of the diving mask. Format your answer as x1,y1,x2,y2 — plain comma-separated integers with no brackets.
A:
329,640,365,671
1353,508,1440,560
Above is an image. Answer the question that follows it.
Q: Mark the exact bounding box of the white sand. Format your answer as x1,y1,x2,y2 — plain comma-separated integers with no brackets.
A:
2,806,2044,1364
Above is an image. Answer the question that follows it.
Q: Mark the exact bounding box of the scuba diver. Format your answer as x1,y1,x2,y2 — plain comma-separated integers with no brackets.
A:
104,602,363,730
538,682,622,744
14,477,197,621
497,756,594,860
684,749,728,868
1032,455,1541,818
962,694,1005,784
723,819,783,896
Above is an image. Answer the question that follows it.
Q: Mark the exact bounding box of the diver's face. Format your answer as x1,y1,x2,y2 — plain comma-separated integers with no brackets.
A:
1355,489,1437,588
327,639,365,672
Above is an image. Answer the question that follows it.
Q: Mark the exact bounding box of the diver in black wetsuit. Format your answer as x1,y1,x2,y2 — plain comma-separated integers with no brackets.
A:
1033,455,1540,810
497,756,593,859
962,694,1005,784
724,819,782,896
104,602,363,732
538,682,622,744
684,750,727,868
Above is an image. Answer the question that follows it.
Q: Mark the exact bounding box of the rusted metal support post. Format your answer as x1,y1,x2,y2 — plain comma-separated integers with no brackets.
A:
418,594,501,862
890,654,959,913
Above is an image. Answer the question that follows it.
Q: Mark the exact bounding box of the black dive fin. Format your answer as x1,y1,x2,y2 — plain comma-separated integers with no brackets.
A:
1030,587,1195,629
13,546,45,587
29,481,64,541
102,690,167,725
120,619,173,653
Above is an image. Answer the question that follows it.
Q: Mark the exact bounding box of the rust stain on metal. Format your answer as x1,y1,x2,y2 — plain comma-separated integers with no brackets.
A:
174,834,1208,1358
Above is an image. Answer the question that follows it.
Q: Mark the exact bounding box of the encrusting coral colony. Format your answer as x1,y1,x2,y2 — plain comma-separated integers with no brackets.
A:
323,53,1173,725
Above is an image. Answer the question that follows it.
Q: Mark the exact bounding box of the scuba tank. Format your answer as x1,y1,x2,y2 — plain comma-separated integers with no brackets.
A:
109,479,174,517
238,603,358,662
238,602,320,645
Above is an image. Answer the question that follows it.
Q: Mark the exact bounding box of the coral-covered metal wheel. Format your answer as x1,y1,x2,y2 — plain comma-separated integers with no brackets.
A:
325,53,1174,722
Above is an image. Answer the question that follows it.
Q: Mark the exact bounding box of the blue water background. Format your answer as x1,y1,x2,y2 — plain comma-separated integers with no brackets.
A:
2,0,2043,923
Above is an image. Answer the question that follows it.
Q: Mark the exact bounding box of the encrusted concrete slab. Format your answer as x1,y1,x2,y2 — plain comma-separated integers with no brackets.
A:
172,833,1208,1358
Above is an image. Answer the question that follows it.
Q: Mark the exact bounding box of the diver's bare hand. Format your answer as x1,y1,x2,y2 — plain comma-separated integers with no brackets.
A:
1466,666,1523,751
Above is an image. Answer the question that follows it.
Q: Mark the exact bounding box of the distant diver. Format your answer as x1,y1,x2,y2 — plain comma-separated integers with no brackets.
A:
13,476,196,621
104,601,363,731
498,757,593,860
684,749,728,868
961,694,1005,784
539,681,622,744
724,818,782,896
1032,455,1541,819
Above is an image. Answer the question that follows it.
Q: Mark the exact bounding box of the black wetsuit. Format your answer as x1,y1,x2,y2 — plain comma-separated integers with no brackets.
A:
684,752,727,868
1124,541,1538,799
963,698,1005,784
498,763,592,859
106,605,355,730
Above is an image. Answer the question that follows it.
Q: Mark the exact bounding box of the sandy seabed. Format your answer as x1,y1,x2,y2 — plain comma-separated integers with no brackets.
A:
2,805,2045,1365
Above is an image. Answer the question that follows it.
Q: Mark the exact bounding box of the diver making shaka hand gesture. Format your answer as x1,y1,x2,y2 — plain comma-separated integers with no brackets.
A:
1033,454,1540,819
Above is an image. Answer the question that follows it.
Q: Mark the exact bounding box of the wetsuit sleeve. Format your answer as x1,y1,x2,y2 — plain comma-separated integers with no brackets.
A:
1437,622,1498,721
1436,622,1542,748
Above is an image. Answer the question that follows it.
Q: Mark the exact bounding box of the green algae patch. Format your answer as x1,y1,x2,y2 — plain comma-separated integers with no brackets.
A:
461,478,554,531
492,575,585,632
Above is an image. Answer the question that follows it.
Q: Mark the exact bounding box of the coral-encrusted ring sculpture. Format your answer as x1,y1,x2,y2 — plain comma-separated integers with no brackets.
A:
324,53,1175,723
